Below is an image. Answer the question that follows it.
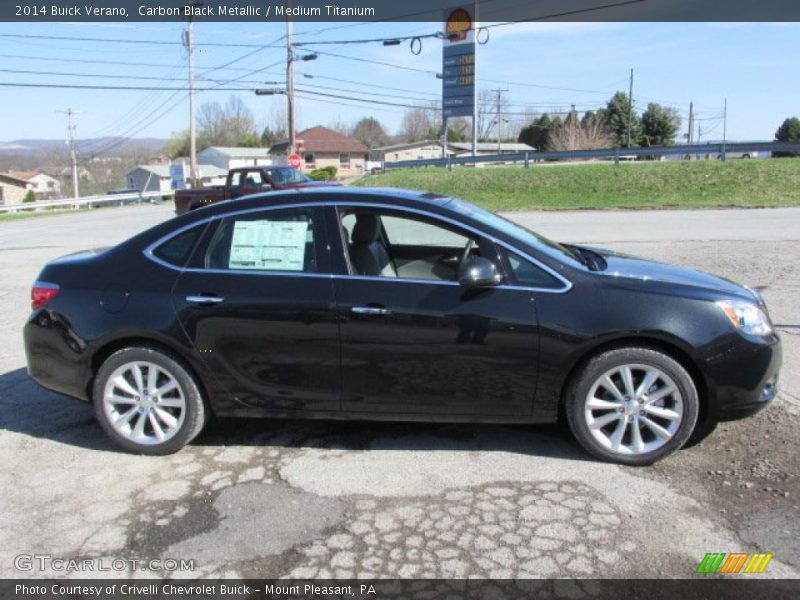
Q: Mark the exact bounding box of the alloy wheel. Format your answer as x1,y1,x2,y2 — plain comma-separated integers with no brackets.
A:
584,363,684,456
102,361,186,445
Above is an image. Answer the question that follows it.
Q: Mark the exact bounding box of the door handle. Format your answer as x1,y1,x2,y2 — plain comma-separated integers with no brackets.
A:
186,295,224,305
351,305,391,316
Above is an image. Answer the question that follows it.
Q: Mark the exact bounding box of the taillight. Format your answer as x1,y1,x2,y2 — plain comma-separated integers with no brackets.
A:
31,281,59,310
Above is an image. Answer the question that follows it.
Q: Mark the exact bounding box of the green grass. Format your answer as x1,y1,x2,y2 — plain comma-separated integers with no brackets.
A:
353,158,800,211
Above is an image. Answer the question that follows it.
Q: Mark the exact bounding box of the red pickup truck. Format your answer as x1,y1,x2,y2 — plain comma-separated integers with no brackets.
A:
174,166,340,215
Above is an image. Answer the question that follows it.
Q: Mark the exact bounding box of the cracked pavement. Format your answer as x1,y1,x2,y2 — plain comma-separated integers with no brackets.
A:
0,203,798,579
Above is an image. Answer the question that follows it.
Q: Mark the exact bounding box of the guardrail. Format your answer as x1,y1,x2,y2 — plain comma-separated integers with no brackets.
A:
383,141,800,171
0,190,174,214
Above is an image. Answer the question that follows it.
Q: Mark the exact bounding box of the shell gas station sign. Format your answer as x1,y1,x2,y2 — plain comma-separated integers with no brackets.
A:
442,6,476,118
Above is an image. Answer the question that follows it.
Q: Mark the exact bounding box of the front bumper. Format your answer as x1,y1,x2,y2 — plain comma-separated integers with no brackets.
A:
702,332,782,422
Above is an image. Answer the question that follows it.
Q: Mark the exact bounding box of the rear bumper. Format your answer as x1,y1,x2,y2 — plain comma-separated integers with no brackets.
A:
24,311,92,402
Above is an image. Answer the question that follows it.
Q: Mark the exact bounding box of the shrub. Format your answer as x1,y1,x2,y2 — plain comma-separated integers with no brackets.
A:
322,165,338,179
309,169,331,181
23,189,36,203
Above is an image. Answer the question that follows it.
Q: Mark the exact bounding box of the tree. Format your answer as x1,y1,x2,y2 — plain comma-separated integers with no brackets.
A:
518,114,553,151
164,130,190,158
640,102,680,147
352,117,388,148
774,117,800,157
260,125,285,148
400,108,434,142
197,95,258,148
602,91,641,147
547,111,612,152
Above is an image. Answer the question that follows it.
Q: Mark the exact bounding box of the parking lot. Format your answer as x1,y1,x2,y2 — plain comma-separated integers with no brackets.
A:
0,203,798,579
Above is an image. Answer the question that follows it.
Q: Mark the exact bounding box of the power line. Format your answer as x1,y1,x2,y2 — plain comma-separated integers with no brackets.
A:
0,81,252,91
0,52,283,74
0,32,285,48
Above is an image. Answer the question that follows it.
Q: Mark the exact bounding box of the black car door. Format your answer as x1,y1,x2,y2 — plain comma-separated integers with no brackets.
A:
330,205,539,416
171,205,341,412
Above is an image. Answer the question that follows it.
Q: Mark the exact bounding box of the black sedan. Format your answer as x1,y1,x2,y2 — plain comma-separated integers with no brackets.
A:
23,188,781,464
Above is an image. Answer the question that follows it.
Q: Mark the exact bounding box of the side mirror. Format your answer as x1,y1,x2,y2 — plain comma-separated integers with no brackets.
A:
458,256,503,288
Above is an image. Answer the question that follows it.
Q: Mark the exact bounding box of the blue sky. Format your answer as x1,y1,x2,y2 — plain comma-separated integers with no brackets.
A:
0,21,798,142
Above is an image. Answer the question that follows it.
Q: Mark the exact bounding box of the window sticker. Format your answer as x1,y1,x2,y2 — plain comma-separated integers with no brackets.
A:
229,220,309,271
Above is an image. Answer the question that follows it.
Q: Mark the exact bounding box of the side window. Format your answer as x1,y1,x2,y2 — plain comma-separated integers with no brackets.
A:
381,215,469,248
205,209,317,273
151,225,203,268
503,249,560,288
229,172,242,189
340,209,479,281
242,171,264,189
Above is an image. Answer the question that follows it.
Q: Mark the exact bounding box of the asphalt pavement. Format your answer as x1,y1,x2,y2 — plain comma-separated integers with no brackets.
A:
0,202,798,579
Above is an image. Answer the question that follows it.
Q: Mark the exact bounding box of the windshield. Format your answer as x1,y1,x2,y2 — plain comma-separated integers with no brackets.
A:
445,198,584,267
268,168,313,185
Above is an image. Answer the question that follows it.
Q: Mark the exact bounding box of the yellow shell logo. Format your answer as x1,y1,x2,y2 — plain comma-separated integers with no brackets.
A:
445,8,472,42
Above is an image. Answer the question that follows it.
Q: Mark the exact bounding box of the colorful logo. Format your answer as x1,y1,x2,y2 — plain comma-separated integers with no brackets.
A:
445,9,472,43
696,552,773,574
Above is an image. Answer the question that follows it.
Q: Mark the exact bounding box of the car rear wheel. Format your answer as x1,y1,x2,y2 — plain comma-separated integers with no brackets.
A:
93,346,206,455
565,347,698,465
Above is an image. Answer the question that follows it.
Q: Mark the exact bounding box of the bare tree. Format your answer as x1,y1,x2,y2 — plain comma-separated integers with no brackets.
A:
197,95,258,148
547,112,612,152
327,118,352,136
400,108,433,142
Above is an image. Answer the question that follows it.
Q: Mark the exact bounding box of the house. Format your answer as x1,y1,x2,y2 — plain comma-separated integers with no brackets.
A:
270,126,368,177
197,147,272,171
6,171,61,199
450,142,535,155
126,164,228,193
59,166,94,183
0,173,31,205
370,141,458,163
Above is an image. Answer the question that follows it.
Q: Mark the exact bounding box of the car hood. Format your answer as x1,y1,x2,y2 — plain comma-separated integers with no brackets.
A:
580,245,757,301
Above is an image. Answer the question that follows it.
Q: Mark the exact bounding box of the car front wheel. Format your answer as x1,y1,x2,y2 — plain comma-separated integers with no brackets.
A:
565,347,699,465
93,346,207,455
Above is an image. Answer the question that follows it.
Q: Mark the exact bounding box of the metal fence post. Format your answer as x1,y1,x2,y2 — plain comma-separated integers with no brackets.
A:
614,148,620,165
524,152,530,168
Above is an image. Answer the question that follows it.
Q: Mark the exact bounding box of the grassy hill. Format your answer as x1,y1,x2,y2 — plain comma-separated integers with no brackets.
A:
353,158,800,211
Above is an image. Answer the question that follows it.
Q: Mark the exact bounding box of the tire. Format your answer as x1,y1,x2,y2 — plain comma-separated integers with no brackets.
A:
565,347,698,465
93,346,207,455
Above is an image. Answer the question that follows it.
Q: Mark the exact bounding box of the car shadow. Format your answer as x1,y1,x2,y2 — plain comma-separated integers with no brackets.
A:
0,366,591,462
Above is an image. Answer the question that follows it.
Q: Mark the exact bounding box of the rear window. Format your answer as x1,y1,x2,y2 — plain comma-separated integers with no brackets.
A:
151,226,203,267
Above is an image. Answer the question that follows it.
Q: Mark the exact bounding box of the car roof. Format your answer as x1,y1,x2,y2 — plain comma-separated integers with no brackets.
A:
197,187,456,217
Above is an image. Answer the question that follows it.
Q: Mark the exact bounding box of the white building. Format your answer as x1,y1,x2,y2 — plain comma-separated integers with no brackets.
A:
126,164,228,193
370,141,458,163
196,147,272,171
6,171,61,199
450,142,535,156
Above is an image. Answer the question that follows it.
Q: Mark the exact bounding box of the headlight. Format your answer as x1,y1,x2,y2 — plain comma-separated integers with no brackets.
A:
717,300,773,336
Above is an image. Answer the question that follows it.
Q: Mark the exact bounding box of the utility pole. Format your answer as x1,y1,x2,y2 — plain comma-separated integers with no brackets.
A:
471,0,479,157
184,4,198,188
286,1,295,155
58,108,79,199
721,97,728,162
687,101,694,145
492,88,507,153
626,67,634,148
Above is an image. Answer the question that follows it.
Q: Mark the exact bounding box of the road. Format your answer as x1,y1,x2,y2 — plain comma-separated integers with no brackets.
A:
0,203,798,579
